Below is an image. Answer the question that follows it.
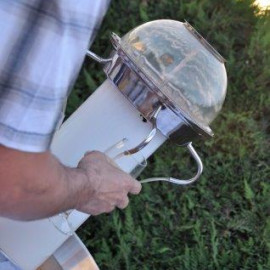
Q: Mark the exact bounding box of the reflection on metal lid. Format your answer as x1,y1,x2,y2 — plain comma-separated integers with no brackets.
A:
120,20,227,126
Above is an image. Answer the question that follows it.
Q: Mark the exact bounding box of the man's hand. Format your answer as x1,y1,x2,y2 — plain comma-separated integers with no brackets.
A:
75,151,141,215
0,145,141,220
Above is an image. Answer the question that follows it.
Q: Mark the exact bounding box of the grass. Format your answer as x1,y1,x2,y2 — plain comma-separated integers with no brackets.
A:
67,0,270,269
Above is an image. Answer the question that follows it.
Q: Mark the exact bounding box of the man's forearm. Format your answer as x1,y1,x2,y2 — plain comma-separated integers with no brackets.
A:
0,146,88,220
0,145,141,220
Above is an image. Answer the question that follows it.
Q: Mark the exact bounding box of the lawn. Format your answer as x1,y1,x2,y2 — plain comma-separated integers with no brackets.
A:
67,0,270,269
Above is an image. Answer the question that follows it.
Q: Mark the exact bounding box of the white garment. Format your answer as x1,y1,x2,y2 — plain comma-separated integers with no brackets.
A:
0,252,21,270
0,0,110,152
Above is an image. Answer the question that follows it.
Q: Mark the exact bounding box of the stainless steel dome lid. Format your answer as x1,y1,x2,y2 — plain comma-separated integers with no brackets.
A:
119,20,227,132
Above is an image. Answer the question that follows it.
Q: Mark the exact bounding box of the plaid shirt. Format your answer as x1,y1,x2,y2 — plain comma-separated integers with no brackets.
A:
0,0,110,152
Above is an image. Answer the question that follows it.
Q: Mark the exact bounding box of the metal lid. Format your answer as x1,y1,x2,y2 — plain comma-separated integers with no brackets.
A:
119,20,227,128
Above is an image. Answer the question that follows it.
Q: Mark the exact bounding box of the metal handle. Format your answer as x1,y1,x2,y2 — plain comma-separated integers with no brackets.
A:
123,106,162,155
113,106,162,160
140,142,203,185
86,50,112,64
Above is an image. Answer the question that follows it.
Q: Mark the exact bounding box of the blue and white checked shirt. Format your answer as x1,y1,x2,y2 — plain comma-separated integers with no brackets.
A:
0,0,110,152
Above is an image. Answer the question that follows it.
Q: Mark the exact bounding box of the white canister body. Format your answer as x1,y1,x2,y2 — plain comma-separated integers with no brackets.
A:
0,79,167,270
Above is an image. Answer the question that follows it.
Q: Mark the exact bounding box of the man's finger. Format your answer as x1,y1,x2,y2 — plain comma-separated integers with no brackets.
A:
128,179,142,195
116,196,129,209
104,204,115,213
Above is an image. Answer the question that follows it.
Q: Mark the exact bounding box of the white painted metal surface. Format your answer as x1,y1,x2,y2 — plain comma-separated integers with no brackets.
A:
0,79,167,270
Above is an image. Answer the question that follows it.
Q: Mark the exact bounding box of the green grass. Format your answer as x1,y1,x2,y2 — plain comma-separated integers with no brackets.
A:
67,0,270,269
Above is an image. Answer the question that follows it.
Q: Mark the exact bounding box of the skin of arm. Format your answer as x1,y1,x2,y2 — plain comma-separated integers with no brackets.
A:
0,145,141,221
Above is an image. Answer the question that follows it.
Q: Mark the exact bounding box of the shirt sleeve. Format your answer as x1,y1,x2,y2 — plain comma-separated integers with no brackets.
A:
0,0,110,152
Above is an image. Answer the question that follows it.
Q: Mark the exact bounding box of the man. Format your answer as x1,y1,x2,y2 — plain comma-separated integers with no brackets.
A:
0,0,141,268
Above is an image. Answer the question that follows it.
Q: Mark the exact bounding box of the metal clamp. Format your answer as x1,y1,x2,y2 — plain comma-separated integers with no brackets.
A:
140,142,203,185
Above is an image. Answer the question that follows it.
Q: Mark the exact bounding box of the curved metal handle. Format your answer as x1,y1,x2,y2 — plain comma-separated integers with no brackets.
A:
123,106,162,155
123,127,157,155
140,142,203,185
113,106,162,160
86,50,112,64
